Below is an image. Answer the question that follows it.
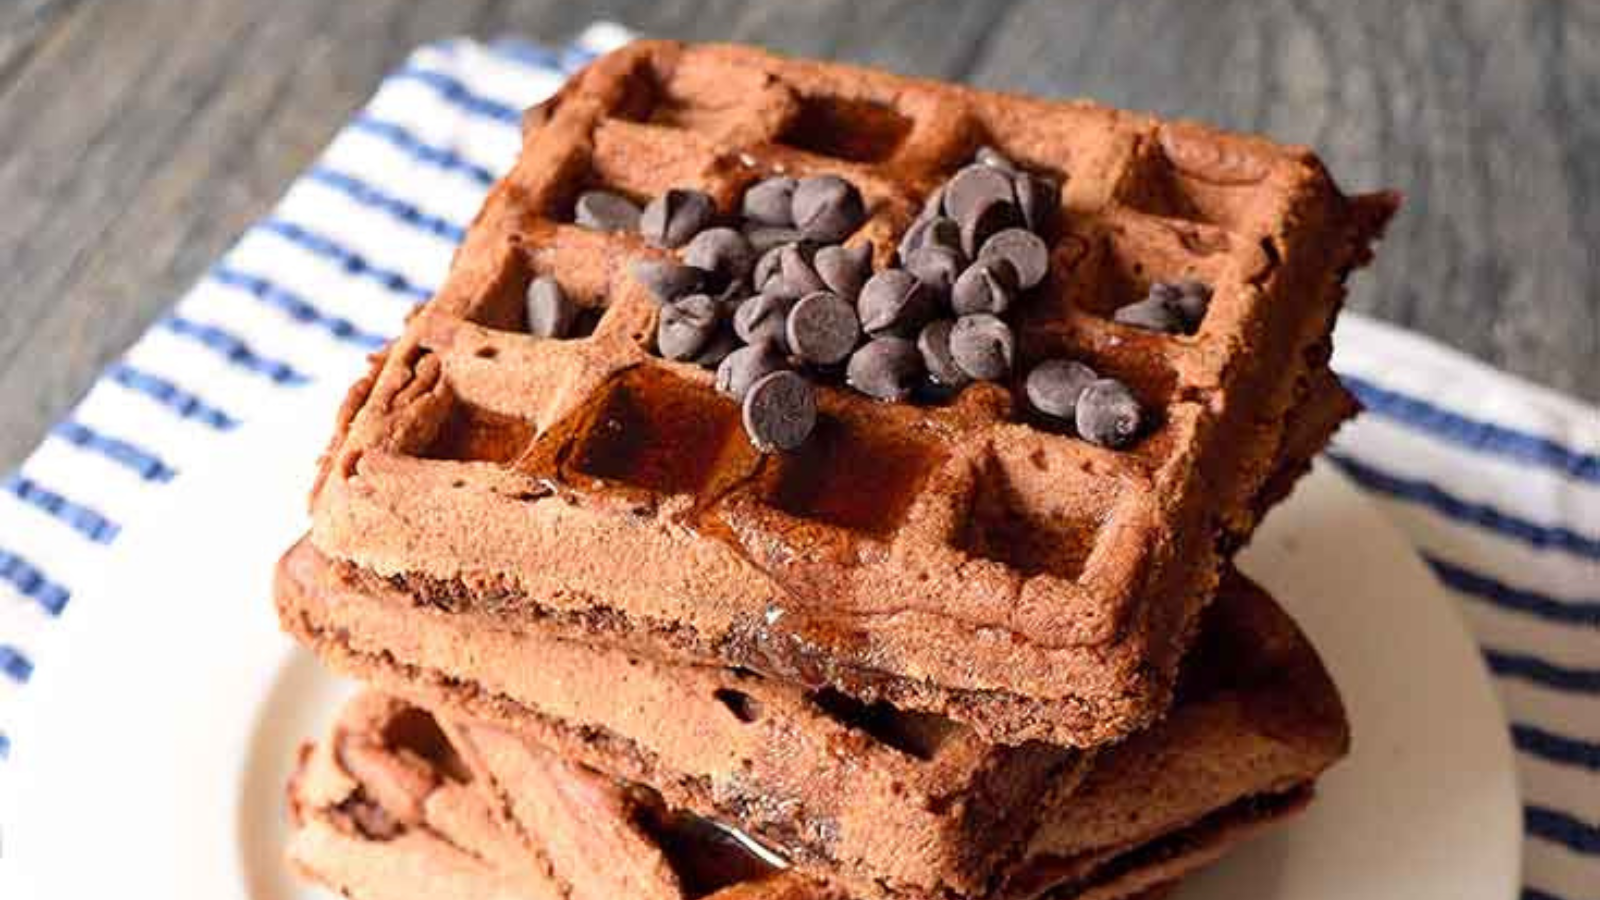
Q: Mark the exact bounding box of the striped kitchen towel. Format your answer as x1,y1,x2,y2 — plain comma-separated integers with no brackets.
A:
0,22,1593,900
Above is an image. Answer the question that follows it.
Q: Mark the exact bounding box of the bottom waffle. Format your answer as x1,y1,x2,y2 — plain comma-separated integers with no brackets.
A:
287,709,1188,900
280,556,1346,900
287,580,1336,900
286,694,1306,900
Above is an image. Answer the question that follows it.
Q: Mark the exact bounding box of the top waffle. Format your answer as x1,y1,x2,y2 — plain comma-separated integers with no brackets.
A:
309,40,1396,746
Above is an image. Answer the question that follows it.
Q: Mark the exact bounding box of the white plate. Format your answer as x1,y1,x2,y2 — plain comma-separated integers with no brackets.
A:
0,400,1521,900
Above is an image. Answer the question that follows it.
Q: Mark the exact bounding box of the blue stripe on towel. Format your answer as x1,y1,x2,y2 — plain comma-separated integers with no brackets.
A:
0,548,69,616
1485,648,1600,694
210,265,388,350
390,64,522,124
1426,556,1600,627
1513,724,1600,773
487,37,567,71
1525,805,1600,855
1329,453,1600,560
0,644,32,683
349,115,498,187
306,167,468,243
160,316,311,386
257,219,434,304
50,422,176,484
1342,374,1600,484
106,363,239,430
3,475,120,544
558,43,601,72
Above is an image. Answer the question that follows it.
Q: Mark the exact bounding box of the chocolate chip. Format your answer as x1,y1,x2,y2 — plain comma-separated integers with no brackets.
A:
717,341,789,401
1112,296,1185,334
752,244,789,292
630,259,704,304
1013,173,1058,233
761,276,804,302
743,370,816,452
743,176,798,227
916,319,970,388
813,243,873,301
898,216,961,262
905,245,965,297
847,337,924,401
1172,278,1212,330
734,291,798,349
949,313,1015,381
792,175,867,243
574,190,642,232
1024,359,1098,419
858,269,935,337
1075,378,1143,448
714,277,750,309
779,243,827,295
684,227,755,287
641,188,716,249
975,145,1019,173
786,291,861,366
951,260,1017,316
924,218,964,256
693,328,740,369
525,276,578,338
744,225,807,255
1123,279,1209,334
960,196,1021,259
657,294,720,360
944,165,1016,227
978,228,1050,290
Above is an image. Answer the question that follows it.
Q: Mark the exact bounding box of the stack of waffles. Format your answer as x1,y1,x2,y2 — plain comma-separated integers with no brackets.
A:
275,41,1398,900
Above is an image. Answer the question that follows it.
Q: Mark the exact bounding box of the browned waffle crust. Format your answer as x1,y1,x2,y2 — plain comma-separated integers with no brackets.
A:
305,40,1392,747
279,529,1345,900
285,560,1343,900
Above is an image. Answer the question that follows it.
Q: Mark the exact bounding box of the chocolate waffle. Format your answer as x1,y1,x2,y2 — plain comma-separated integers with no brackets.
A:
307,40,1394,745
286,564,1342,900
279,532,1345,900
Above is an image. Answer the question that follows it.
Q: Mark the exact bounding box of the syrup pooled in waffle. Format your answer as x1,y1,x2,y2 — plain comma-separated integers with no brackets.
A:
309,41,1395,746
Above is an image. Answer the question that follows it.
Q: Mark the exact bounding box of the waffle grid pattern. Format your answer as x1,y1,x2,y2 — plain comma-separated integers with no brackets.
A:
310,41,1391,745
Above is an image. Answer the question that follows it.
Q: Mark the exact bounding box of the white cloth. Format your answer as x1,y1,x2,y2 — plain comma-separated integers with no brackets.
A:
0,24,1593,900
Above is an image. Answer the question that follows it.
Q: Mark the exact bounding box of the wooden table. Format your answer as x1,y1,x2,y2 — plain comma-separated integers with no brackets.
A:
2,0,1594,467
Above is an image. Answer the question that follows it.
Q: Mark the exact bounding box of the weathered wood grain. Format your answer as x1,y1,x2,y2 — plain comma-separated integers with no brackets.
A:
0,0,1593,469
966,0,1599,406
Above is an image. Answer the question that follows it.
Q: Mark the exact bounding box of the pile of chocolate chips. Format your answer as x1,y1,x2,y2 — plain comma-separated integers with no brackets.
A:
552,151,1205,454
884,147,1150,450
563,173,877,451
